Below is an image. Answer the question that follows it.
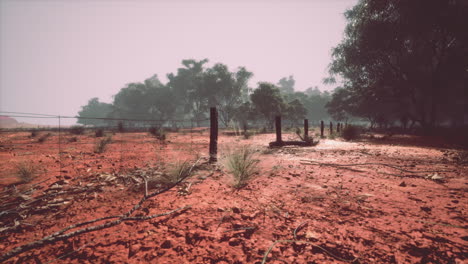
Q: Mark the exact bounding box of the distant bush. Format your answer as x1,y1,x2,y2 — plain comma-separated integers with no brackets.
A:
37,133,51,143
95,129,104,137
117,122,124,133
68,136,78,143
149,126,166,141
341,125,360,141
30,130,38,138
94,136,112,153
69,125,85,135
225,147,258,189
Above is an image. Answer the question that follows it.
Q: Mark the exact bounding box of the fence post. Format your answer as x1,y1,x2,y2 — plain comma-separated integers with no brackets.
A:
337,122,341,133
320,120,324,138
330,121,333,135
304,119,309,140
209,107,218,163
275,116,282,143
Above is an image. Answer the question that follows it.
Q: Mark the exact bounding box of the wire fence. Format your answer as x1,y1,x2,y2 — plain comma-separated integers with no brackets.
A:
0,112,210,187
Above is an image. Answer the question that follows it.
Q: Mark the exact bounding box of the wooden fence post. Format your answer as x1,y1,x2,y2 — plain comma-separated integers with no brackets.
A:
209,107,218,163
330,121,333,135
337,122,341,133
320,120,324,138
304,119,309,140
275,116,282,143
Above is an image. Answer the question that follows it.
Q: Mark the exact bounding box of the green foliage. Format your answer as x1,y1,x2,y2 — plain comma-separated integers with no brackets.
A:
160,160,192,185
69,125,85,135
77,98,113,126
328,0,468,129
250,83,285,127
16,162,36,183
341,125,360,141
225,147,259,189
94,136,112,153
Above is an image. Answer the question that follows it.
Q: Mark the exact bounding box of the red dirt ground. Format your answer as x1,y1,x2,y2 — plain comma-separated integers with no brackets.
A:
0,129,467,263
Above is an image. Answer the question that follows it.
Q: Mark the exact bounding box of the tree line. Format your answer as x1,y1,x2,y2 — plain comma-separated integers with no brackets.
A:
77,60,332,128
326,0,468,129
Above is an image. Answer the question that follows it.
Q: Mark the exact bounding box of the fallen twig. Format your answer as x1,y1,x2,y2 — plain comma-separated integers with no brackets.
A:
261,239,358,264
293,221,308,240
301,160,452,174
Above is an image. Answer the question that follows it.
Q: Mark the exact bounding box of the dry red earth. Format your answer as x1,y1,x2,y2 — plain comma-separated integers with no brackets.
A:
1,129,467,263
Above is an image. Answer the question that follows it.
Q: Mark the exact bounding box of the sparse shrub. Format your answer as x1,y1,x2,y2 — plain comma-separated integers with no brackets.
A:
70,125,85,135
94,136,112,153
16,162,36,183
30,130,38,138
243,131,252,139
68,136,78,143
328,133,336,140
38,133,51,143
149,126,166,141
95,129,104,137
225,147,258,189
160,160,192,185
341,125,360,141
117,122,124,133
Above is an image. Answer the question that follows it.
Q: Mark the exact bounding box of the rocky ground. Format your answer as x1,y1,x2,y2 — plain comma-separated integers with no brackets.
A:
0,130,466,263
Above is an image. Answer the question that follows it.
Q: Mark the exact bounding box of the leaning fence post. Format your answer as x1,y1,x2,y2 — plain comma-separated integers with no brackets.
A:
275,116,282,143
320,120,324,138
304,119,309,141
209,107,218,163
330,121,333,135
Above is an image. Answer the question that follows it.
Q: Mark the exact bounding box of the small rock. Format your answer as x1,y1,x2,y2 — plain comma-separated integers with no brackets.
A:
399,181,407,187
232,207,241,214
160,240,173,249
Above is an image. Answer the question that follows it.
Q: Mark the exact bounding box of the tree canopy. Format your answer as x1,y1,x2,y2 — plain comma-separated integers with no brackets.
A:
327,0,468,128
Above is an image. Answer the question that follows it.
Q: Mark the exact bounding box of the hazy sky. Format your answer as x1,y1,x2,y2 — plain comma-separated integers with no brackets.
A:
0,0,357,123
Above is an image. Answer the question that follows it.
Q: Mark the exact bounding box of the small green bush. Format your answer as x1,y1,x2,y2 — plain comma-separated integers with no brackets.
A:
225,147,258,189
341,125,360,141
16,162,36,183
70,125,85,135
94,136,112,153
149,126,166,141
160,160,192,185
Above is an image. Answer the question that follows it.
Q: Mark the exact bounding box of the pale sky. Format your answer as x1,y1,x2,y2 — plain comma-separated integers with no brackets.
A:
0,0,357,124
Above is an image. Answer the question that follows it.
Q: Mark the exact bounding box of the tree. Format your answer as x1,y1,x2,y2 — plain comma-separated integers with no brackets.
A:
167,59,209,122
77,98,113,126
250,83,285,128
277,76,295,95
285,99,307,126
328,0,468,129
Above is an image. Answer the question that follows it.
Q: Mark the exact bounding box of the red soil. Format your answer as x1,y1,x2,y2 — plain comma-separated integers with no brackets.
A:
0,130,467,263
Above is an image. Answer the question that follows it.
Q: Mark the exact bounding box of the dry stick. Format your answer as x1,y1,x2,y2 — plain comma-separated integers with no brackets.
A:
0,206,190,262
261,240,358,264
293,221,308,240
0,159,204,263
300,160,452,174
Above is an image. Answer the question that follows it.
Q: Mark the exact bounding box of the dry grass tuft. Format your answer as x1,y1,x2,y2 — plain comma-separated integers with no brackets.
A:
225,147,258,189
